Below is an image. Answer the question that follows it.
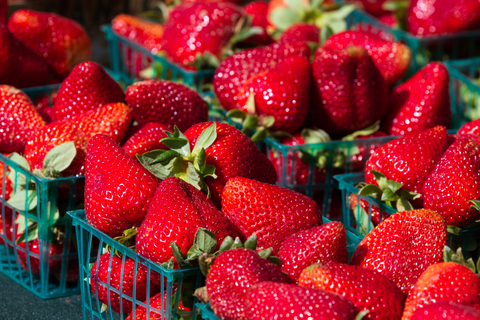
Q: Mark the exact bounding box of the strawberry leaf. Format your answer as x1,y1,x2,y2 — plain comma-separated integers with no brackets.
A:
447,225,462,235
398,189,421,200
15,222,38,244
100,304,109,314
246,93,256,115
285,0,308,16
310,0,325,10
386,180,402,193
226,109,247,123
15,214,35,237
477,256,480,275
243,114,259,129
42,141,76,177
244,234,257,251
370,170,388,190
231,237,244,249
186,245,204,261
161,257,175,270
469,200,480,212
192,123,217,156
201,165,217,179
217,236,234,255
355,310,370,320
270,8,302,31
194,148,207,172
194,228,217,254
320,24,334,45
396,198,413,212
171,241,192,269
358,184,382,200
150,150,181,166
162,126,191,157
258,247,273,259
8,152,30,188
342,121,380,141
136,150,171,180
381,188,399,202
251,128,269,142
7,189,37,211
352,204,375,236
185,162,202,191
261,116,275,129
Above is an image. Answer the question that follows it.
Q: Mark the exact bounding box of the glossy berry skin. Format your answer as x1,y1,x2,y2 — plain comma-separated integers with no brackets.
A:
350,209,447,295
278,222,348,282
90,253,160,315
458,118,480,135
365,126,451,207
221,177,322,254
407,0,480,37
16,239,64,275
280,23,320,43
125,292,191,320
410,301,480,320
243,1,273,46
206,249,291,320
125,80,208,131
350,0,389,17
299,262,406,320
423,137,480,227
112,14,164,54
383,62,451,136
122,122,168,158
8,9,91,77
402,262,480,320
85,134,159,238
325,31,411,87
185,122,277,207
0,85,46,153
309,46,389,134
237,55,310,133
136,177,238,266
53,62,125,120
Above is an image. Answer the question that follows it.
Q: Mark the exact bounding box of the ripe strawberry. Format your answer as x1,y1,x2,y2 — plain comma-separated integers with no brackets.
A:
122,122,169,158
8,9,91,77
0,207,14,246
53,61,125,120
0,0,6,25
350,209,447,295
277,222,348,282
237,55,310,133
402,262,480,320
348,130,389,172
350,0,390,17
206,248,291,320
410,301,480,320
383,62,451,135
244,1,273,46
112,14,163,54
90,253,160,315
125,80,208,131
16,238,65,275
136,177,238,266
299,262,406,320
280,23,320,43
221,177,322,254
246,281,358,320
364,126,451,207
324,31,412,87
125,292,192,320
407,0,480,37
0,156,12,201
0,25,50,88
0,85,46,153
309,46,389,134
84,134,159,237
457,118,480,135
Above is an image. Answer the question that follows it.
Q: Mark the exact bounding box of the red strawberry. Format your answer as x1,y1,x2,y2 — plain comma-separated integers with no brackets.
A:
136,177,238,266
90,253,160,315
84,134,159,237
407,0,480,37
246,281,358,320
221,177,322,254
402,262,480,320
410,301,480,320
122,122,169,158
0,85,46,153
457,118,480,135
8,9,91,77
299,262,406,320
237,55,311,133
324,31,412,87
309,46,389,134
349,130,389,172
244,1,273,46
0,0,6,25
206,248,291,320
350,0,390,17
350,209,447,295
383,62,451,135
53,61,125,120
0,25,50,88
125,292,192,320
277,222,348,282
280,23,320,43
111,14,163,54
0,206,14,246
0,156,12,201
125,80,208,131
16,238,65,275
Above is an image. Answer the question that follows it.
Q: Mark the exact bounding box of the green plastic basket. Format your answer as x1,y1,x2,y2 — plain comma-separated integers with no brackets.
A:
0,154,84,299
102,25,215,93
69,210,203,320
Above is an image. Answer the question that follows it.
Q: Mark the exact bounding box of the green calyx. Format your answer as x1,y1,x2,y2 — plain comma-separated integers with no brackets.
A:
105,228,138,257
40,141,77,179
339,121,381,163
444,246,479,275
296,128,345,169
382,0,408,30
136,123,218,198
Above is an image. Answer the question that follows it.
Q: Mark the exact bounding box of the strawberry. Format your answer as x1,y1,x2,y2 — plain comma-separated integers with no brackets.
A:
0,85,46,153
348,130,389,172
0,207,14,246
244,1,273,46
351,0,390,17
277,222,348,282
221,176,322,254
0,25,50,88
111,14,163,54
53,61,125,121
16,238,65,275
402,262,480,320
125,80,208,131
299,262,406,320
122,122,169,158
364,126,451,207
280,23,320,43
0,156,12,201
206,248,291,320
125,292,192,320
85,134,159,238
410,301,480,320
348,193,389,227
407,0,480,37
309,46,389,134
382,62,451,136
350,209,447,295
8,9,91,78
458,119,480,135
237,55,311,133
246,281,358,320
0,0,6,25
324,31,412,87
136,177,238,266
90,253,160,315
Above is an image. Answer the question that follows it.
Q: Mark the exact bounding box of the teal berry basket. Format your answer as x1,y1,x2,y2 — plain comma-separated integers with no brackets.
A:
346,10,480,78
196,303,220,320
0,154,84,299
335,172,480,258
68,210,203,320
102,25,215,93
